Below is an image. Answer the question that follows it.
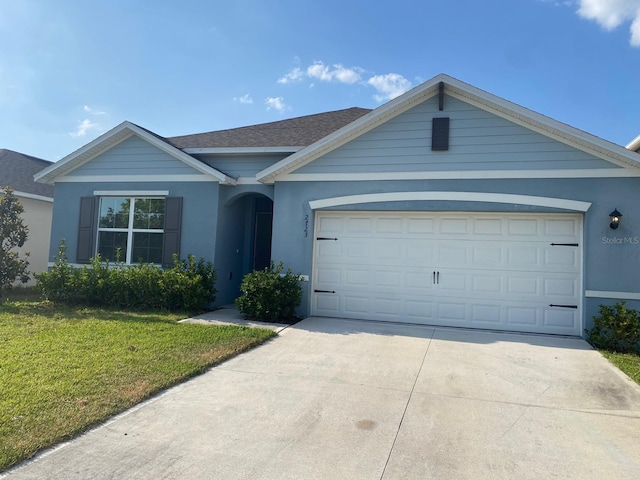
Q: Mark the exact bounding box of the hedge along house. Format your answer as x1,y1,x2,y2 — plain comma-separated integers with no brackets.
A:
36,74,640,336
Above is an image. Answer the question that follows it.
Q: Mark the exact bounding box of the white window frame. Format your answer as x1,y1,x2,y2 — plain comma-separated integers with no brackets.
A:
96,196,165,264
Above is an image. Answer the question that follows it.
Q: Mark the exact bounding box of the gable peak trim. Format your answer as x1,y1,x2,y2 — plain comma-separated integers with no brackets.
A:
256,73,640,183
35,121,236,185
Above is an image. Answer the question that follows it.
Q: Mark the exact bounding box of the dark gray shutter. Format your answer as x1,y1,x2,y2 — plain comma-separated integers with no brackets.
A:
431,117,450,151
162,197,183,266
77,197,96,263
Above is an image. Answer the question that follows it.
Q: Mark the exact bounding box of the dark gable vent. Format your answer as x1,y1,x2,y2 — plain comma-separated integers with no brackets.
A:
431,117,450,151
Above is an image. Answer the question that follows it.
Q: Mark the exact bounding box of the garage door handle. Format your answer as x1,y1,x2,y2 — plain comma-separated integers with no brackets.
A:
549,304,578,309
433,271,440,284
550,243,579,247
315,289,336,294
316,237,338,241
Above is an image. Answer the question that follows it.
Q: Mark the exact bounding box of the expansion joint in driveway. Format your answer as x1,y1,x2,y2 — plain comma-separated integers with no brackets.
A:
379,328,435,479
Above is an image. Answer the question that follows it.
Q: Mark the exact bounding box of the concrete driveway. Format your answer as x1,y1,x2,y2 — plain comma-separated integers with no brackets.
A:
4,317,640,479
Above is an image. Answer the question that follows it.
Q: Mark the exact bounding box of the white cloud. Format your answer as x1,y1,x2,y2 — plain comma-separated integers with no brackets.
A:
367,73,413,102
576,0,640,46
277,67,304,84
83,105,106,115
265,96,287,112
69,118,100,138
278,60,412,103
306,61,361,84
234,94,253,104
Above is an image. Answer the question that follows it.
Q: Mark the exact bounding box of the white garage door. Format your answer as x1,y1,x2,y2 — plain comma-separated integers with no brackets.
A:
312,211,582,335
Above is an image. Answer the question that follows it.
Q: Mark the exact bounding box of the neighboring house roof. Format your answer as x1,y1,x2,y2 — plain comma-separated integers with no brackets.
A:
168,107,372,150
256,73,640,184
0,149,54,200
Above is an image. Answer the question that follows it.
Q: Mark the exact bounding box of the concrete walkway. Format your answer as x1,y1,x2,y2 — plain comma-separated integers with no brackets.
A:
4,317,640,479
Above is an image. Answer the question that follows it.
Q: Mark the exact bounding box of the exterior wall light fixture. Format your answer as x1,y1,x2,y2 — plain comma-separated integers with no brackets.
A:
609,208,622,230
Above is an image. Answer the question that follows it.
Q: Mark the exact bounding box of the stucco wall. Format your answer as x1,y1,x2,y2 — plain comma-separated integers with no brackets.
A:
16,195,53,284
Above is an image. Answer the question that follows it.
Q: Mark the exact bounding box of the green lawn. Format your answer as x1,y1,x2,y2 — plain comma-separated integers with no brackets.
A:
600,350,640,385
0,300,275,472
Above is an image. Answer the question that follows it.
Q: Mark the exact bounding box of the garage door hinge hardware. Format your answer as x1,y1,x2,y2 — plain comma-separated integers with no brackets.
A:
550,243,579,247
316,237,338,241
314,289,336,294
549,304,578,309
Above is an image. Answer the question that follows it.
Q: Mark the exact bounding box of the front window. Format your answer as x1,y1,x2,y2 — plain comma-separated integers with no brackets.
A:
97,197,165,263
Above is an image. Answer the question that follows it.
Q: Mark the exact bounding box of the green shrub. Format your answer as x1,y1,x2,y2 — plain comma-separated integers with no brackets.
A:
34,240,75,302
235,261,302,322
36,242,216,312
587,301,640,354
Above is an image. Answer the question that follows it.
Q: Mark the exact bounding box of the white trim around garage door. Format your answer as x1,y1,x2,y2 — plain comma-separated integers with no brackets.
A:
308,192,592,212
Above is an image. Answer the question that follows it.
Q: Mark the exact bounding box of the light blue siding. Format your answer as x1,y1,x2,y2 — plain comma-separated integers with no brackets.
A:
295,95,619,174
197,154,286,178
68,135,200,176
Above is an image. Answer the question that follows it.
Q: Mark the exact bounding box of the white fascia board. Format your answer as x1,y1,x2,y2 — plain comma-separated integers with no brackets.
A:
308,191,592,212
0,189,53,203
34,121,237,186
280,168,640,182
56,174,218,183
93,190,170,196
626,134,640,152
184,146,303,154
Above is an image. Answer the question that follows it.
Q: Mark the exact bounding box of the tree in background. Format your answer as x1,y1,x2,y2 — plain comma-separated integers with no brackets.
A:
0,187,30,298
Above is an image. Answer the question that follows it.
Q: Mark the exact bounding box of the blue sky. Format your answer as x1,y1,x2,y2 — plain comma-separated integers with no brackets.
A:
1,0,639,161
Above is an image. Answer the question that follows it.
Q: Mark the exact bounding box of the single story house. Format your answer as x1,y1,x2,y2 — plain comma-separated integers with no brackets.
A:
36,74,640,336
1,149,54,284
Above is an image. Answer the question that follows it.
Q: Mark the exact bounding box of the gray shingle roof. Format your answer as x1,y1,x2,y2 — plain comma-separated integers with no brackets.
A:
0,149,54,198
168,107,372,149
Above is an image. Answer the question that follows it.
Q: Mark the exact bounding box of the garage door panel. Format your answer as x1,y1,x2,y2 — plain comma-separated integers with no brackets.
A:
316,266,342,284
544,309,578,329
312,211,582,335
544,277,579,297
345,268,370,286
315,292,340,314
544,248,579,268
472,275,502,293
506,306,538,326
472,218,503,235
471,305,503,323
544,218,581,236
407,217,435,233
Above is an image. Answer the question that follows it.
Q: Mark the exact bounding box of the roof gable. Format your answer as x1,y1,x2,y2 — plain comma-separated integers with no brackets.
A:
291,93,622,178
0,149,54,199
35,122,235,185
256,74,640,183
